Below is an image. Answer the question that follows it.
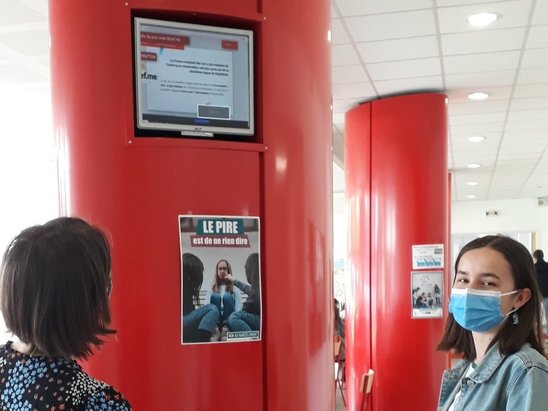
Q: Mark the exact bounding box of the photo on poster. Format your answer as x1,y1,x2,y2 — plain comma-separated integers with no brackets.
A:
411,271,443,319
179,215,261,344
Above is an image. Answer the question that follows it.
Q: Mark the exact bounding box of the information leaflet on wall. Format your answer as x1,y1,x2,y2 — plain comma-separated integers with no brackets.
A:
411,271,443,319
179,215,261,344
412,243,444,269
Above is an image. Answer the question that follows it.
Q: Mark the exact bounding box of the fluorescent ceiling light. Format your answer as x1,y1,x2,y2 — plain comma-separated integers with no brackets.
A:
467,163,481,168
468,136,485,143
467,12,500,28
467,194,477,199
467,181,479,186
467,91,489,100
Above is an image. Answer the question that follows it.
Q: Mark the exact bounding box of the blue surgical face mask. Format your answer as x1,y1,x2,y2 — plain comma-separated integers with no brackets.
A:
448,288,518,332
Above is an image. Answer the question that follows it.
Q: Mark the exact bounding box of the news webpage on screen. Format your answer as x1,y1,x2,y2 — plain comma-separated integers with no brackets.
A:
136,19,252,133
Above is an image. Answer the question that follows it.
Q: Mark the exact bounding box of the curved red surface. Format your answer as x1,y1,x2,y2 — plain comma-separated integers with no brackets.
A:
345,93,449,411
49,0,332,410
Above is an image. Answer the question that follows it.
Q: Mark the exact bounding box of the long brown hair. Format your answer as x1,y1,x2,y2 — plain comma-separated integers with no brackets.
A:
438,235,545,360
211,259,234,293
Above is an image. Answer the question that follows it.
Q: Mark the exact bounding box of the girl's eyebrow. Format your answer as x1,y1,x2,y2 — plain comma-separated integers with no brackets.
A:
456,270,500,279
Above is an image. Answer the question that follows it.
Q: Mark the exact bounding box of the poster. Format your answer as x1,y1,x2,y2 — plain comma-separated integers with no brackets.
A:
412,244,444,269
179,215,261,344
411,271,443,319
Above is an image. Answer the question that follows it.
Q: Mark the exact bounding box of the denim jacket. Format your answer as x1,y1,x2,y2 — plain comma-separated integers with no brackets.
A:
438,343,548,411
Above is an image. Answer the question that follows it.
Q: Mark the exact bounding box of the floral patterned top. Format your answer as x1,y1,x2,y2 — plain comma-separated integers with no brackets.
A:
0,342,131,410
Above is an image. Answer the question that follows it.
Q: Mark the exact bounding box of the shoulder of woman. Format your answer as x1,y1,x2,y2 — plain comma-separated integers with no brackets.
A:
85,386,131,411
507,344,548,372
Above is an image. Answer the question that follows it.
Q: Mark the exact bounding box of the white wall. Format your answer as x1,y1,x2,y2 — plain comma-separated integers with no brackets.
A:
452,198,548,251
0,86,58,342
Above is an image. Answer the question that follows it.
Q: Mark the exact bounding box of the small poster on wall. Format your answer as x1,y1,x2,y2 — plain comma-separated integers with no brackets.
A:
412,243,444,269
179,215,261,344
411,271,443,319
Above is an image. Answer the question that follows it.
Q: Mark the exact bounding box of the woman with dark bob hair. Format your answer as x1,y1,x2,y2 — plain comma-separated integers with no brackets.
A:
437,235,548,410
0,217,131,409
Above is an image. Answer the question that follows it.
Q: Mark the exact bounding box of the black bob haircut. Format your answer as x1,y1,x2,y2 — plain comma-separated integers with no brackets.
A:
0,217,115,359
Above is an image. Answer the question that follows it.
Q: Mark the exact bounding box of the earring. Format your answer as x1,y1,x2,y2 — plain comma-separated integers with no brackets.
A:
512,311,519,325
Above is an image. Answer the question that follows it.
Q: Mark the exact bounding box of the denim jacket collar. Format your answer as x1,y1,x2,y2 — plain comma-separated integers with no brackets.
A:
468,343,505,383
439,343,505,409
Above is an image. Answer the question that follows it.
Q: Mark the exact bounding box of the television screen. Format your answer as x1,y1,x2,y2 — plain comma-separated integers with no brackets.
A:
134,17,254,137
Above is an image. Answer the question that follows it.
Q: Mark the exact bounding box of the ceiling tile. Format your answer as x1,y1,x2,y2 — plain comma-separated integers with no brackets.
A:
507,109,548,122
344,9,436,42
19,0,48,16
332,98,359,113
442,28,526,55
0,28,49,57
437,0,508,6
444,51,520,74
446,86,513,102
437,1,533,34
374,75,442,95
335,0,432,16
331,19,351,45
356,36,439,63
506,119,548,131
367,57,441,81
521,48,548,68
526,25,548,49
450,112,507,126
514,84,548,98
532,1,548,25
332,64,368,84
445,70,515,88
332,44,361,66
0,0,45,27
332,81,377,99
517,67,548,84
450,123,503,134
448,100,509,115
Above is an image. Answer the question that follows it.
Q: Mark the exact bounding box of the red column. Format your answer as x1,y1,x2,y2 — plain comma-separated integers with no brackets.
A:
49,1,332,410
345,93,449,410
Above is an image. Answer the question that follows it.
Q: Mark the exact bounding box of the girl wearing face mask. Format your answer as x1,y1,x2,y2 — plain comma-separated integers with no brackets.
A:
437,235,548,411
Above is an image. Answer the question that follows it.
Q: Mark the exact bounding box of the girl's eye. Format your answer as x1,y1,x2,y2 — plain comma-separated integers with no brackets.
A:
456,277,468,284
482,281,496,287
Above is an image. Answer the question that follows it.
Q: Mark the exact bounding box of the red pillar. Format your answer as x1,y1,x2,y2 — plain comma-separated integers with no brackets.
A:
49,1,332,410
345,93,449,410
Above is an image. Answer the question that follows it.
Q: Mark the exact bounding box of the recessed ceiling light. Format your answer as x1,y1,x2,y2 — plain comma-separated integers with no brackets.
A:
467,181,479,186
468,136,485,143
467,163,481,169
467,194,477,199
467,91,489,100
466,12,500,28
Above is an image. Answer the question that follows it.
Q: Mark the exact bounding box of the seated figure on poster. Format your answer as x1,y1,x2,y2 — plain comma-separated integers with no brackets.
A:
226,253,261,332
205,259,243,338
416,292,429,309
182,253,220,343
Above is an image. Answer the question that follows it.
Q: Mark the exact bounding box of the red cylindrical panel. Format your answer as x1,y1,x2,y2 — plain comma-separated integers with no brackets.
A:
345,93,449,411
261,1,333,409
49,0,332,410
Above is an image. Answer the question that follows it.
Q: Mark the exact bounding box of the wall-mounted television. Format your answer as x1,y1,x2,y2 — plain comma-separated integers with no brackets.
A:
134,17,254,138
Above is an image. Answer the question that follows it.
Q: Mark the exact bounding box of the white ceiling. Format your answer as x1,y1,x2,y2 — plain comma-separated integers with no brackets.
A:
1,1,547,202
332,0,548,201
